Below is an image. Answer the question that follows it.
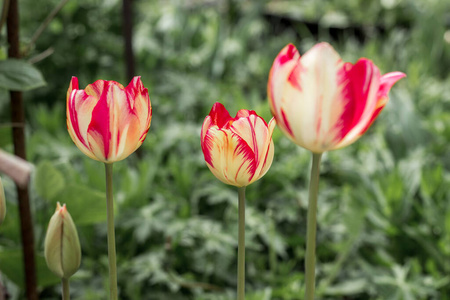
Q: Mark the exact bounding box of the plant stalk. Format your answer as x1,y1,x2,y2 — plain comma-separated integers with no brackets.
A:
105,163,118,300
62,278,70,300
237,186,246,300
304,152,322,300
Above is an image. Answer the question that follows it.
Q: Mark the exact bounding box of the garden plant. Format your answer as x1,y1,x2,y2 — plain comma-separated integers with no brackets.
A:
0,1,449,300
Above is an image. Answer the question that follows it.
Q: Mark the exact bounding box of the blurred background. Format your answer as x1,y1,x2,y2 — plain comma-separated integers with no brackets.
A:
0,0,450,299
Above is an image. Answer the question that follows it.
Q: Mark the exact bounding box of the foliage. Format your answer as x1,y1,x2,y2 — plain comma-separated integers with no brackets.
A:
0,0,450,299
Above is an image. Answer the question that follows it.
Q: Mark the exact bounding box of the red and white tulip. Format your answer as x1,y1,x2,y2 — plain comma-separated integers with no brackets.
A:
67,76,152,163
201,102,276,187
268,43,406,153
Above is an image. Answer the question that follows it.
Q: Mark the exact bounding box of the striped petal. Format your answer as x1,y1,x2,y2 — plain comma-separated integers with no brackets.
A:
333,59,381,149
280,42,345,152
360,71,406,134
230,113,266,165
110,78,151,161
67,78,99,161
201,102,233,166
254,118,276,182
229,113,274,183
268,44,300,138
203,127,257,187
127,77,152,146
85,80,117,161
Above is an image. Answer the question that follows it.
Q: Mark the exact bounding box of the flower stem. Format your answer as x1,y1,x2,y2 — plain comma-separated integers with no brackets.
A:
105,163,118,300
305,152,322,300
237,186,246,300
62,278,70,300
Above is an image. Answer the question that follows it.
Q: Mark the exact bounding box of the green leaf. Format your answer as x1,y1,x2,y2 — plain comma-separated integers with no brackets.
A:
324,278,368,296
34,160,66,201
0,249,59,288
0,59,46,91
54,184,107,225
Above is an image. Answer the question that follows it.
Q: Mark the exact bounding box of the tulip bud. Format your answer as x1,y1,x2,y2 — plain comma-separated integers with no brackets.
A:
0,178,5,225
44,202,81,279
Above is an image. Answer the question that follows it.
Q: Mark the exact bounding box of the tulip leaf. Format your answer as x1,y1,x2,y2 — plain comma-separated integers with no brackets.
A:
323,278,368,296
0,59,46,92
54,184,108,225
34,160,66,201
0,249,59,288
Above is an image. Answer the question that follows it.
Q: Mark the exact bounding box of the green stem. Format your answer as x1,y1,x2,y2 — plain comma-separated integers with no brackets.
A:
62,278,69,300
237,186,246,300
105,163,118,300
304,152,322,300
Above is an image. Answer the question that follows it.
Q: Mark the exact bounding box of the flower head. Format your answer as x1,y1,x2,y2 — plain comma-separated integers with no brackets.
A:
268,43,406,153
67,76,152,163
201,102,275,187
44,202,81,279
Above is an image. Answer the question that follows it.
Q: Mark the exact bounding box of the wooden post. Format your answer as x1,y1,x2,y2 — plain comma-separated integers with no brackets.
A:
122,0,135,82
6,0,38,299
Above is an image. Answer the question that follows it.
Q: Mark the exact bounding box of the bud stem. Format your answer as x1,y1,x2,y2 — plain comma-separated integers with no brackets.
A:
304,152,322,300
105,163,118,299
62,278,70,300
237,186,246,300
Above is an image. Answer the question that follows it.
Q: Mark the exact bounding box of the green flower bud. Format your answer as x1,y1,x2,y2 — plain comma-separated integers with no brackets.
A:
0,178,5,225
44,202,81,279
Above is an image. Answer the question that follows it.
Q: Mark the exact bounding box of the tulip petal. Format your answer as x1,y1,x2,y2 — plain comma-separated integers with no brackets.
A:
127,77,152,145
280,42,345,152
84,79,125,98
112,88,141,162
268,44,300,137
229,113,273,182
230,113,265,163
66,76,79,99
333,59,381,149
209,102,233,128
203,127,256,187
359,71,406,134
86,80,115,161
201,103,233,166
201,115,214,163
256,118,276,181
67,78,99,161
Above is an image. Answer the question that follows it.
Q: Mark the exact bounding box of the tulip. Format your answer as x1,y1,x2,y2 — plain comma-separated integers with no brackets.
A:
0,178,5,225
268,42,405,300
201,102,276,187
201,102,275,300
66,76,152,163
268,42,406,153
45,202,81,279
67,76,151,299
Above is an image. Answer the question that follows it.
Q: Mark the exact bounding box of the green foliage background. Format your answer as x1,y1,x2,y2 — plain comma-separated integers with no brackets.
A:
0,0,450,299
